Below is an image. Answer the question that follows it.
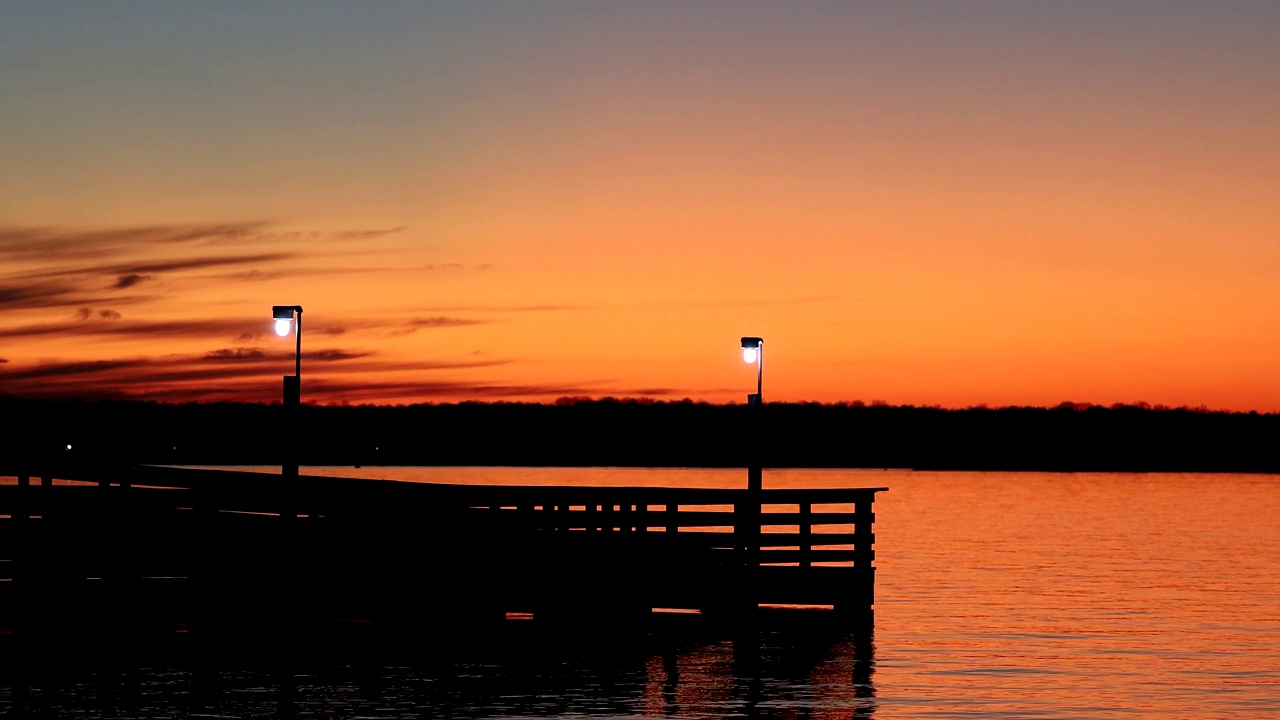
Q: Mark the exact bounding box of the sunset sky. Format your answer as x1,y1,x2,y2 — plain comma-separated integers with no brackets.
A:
2,2,1278,409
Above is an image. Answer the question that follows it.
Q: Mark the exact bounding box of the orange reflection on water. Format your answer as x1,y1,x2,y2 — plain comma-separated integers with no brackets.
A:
193,466,1280,717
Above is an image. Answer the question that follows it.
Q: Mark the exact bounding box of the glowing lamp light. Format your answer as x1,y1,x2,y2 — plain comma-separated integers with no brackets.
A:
272,304,304,378
272,305,297,337
740,336,763,402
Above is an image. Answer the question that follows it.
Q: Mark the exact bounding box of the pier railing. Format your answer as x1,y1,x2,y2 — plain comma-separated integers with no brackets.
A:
0,465,884,632
454,485,883,611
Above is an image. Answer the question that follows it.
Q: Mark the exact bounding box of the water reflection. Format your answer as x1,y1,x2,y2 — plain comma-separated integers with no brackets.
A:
158,467,1280,717
1,618,876,719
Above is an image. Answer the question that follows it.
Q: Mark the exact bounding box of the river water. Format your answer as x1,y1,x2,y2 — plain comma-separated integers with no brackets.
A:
7,467,1280,718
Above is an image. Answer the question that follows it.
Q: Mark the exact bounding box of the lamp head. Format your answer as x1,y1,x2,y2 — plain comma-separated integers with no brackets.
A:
272,305,302,336
741,336,762,364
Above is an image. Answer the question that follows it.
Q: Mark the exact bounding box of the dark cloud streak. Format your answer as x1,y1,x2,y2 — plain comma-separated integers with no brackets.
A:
202,348,370,363
15,252,299,282
0,317,250,340
0,314,489,341
114,273,151,289
0,350,515,403
0,223,272,260
410,317,487,328
385,316,490,337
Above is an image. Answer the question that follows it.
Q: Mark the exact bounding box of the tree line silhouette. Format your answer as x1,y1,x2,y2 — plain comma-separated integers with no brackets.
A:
2,395,1277,473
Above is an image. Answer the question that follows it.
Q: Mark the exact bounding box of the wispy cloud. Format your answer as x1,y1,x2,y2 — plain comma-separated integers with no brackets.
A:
0,287,494,343
327,226,408,242
202,348,267,361
0,281,153,311
1,222,413,282
0,282,74,306
212,266,389,283
401,298,836,315
114,273,152,289
0,359,146,381
411,304,585,314
681,296,843,309
202,347,369,363
0,347,511,402
384,316,490,337
0,223,272,260
409,316,487,329
0,315,255,340
73,307,120,321
0,222,412,259
187,225,409,247
17,252,299,283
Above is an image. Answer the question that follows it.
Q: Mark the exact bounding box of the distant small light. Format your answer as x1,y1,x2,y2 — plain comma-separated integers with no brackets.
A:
66,444,72,450
743,347,758,364
274,318,291,336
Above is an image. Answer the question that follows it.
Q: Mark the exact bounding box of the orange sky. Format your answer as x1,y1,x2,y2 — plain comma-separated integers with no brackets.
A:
2,3,1279,409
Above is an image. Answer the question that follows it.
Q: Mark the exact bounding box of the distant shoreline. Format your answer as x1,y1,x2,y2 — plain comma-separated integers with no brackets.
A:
3,396,1279,474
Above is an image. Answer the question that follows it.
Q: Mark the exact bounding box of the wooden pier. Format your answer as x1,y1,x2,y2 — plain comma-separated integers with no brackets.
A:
0,465,884,653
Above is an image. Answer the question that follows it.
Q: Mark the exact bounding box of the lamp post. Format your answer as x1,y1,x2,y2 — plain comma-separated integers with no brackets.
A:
740,336,763,491
273,305,303,489
738,336,765,624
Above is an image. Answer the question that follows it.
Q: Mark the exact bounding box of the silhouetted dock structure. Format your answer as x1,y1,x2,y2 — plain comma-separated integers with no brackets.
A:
0,465,884,656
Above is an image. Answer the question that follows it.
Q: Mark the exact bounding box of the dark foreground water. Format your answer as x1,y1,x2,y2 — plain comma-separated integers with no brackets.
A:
5,468,1280,718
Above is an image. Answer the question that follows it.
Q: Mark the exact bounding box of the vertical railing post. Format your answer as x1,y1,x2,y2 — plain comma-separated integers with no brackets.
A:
799,503,812,568
733,492,761,621
849,496,876,615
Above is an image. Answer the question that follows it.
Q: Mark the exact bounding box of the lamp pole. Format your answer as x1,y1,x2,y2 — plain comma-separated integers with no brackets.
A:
273,305,304,498
741,336,764,491
294,309,302,378
739,336,765,624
